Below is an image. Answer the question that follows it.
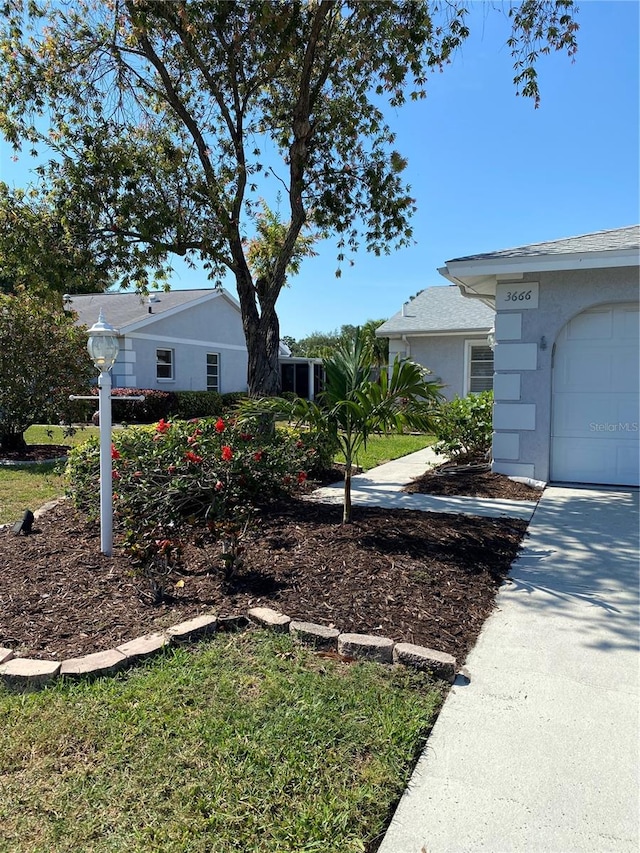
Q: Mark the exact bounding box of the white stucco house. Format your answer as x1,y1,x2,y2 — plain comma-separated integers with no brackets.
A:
375,285,495,400
69,289,248,393
440,225,639,487
69,288,323,400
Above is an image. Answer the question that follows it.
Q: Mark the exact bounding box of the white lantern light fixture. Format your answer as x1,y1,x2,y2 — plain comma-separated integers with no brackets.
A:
487,328,496,352
87,309,120,371
87,309,120,556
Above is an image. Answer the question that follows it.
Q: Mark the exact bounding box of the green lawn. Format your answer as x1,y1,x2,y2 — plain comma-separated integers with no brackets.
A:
0,631,443,853
24,423,102,447
336,432,433,471
0,425,103,525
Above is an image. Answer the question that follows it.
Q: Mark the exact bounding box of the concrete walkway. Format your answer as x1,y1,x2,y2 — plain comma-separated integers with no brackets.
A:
310,447,538,521
379,485,640,853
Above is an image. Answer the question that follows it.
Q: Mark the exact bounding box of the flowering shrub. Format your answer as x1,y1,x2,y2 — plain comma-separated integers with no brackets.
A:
66,414,314,591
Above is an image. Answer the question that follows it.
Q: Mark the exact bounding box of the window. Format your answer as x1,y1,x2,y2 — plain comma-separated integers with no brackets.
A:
467,343,493,393
156,348,174,381
207,353,220,392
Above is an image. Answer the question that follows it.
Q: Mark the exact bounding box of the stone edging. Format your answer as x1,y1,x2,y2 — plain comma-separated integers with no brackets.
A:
0,606,456,691
0,456,68,468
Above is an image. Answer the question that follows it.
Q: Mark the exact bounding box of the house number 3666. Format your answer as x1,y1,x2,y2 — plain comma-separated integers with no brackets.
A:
505,290,532,302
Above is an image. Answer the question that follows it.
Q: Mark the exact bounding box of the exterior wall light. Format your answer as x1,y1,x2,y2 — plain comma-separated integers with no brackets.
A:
487,328,496,351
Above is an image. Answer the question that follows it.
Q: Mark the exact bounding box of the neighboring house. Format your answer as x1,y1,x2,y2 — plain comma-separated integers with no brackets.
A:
69,289,248,394
440,225,639,487
375,285,495,400
278,341,325,401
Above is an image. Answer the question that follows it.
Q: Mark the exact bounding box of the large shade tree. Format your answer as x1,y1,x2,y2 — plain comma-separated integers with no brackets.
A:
0,0,579,395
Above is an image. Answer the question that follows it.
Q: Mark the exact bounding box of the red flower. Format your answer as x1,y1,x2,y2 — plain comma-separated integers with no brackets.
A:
156,418,171,433
221,445,233,461
187,435,198,445
240,432,253,441
297,471,307,484
185,450,203,464
215,480,224,492
133,471,142,478
253,450,263,462
112,470,121,480
296,440,304,449
111,445,120,460
215,418,225,433
168,464,177,475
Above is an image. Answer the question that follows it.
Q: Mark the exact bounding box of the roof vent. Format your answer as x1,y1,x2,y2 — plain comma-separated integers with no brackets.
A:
148,294,160,304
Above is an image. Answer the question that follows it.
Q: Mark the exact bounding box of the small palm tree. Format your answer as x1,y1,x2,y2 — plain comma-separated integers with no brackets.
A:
241,328,442,523
319,329,442,521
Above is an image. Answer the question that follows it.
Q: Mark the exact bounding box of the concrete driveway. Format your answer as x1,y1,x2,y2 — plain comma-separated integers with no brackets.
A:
379,485,640,853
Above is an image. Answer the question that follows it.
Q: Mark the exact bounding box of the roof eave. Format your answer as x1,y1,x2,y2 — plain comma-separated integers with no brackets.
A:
377,325,493,338
444,247,638,279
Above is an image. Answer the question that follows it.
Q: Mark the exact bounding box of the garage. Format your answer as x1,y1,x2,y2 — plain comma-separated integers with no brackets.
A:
551,302,639,486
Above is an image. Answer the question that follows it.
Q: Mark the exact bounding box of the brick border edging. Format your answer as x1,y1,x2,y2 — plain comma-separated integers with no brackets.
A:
0,607,456,691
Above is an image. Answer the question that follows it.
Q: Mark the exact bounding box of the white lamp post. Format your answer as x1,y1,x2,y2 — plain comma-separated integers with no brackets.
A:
87,309,120,556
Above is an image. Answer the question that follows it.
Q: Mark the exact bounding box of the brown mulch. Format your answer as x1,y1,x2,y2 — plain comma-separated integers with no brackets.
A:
0,486,529,665
0,444,71,463
405,462,543,500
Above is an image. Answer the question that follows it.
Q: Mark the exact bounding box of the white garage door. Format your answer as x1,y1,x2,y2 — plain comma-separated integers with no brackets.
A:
551,302,639,486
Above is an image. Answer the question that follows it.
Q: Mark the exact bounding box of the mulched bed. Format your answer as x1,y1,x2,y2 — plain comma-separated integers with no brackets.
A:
0,494,528,665
0,444,71,463
405,462,543,500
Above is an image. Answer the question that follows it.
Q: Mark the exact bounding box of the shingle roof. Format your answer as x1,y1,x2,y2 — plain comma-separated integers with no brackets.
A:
446,225,639,264
68,289,232,330
376,285,494,336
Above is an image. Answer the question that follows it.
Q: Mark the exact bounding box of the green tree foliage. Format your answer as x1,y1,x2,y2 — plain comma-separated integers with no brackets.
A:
0,0,579,394
0,184,114,301
0,293,94,451
290,318,389,363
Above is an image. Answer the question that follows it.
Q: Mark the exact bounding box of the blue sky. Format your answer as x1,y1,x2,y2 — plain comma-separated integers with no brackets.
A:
274,0,639,339
2,1,638,340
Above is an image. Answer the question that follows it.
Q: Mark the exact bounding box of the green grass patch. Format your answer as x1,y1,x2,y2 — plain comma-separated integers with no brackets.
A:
24,424,101,448
0,426,105,524
0,464,65,525
0,631,443,853
336,432,434,471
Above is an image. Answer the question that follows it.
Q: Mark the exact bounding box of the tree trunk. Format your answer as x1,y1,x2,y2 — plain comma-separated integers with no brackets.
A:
343,463,352,524
235,269,282,397
0,431,28,453
245,312,282,397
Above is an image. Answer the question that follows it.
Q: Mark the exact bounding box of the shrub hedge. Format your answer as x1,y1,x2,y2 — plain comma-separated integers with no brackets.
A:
432,391,493,463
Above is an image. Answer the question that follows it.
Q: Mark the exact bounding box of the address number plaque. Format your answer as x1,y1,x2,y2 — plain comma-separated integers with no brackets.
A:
496,282,539,310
